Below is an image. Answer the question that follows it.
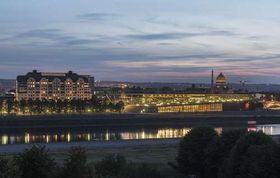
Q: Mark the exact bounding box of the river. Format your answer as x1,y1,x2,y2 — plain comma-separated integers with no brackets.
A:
0,123,277,145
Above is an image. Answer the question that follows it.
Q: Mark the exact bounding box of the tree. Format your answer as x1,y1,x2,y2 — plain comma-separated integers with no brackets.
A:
0,155,9,178
94,154,126,178
237,144,280,178
27,99,34,114
115,101,124,112
6,99,14,114
175,127,218,178
19,100,27,114
203,129,245,178
218,129,245,156
107,102,115,112
219,131,276,178
0,101,3,114
49,100,56,113
34,99,42,114
41,99,50,114
61,147,88,178
56,99,63,114
14,145,56,178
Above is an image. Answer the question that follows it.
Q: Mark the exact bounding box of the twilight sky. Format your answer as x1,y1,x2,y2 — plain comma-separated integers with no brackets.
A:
1,0,280,83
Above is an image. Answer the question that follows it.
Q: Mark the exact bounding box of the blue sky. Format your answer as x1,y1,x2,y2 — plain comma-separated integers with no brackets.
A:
1,0,280,83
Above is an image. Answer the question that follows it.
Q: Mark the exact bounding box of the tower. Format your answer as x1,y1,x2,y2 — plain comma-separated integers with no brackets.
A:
211,69,214,93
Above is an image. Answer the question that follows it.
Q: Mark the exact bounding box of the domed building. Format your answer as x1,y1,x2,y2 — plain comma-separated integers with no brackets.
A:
215,73,229,92
216,73,226,86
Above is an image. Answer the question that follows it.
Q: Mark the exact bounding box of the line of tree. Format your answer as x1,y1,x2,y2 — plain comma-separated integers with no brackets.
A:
0,146,164,178
0,96,125,115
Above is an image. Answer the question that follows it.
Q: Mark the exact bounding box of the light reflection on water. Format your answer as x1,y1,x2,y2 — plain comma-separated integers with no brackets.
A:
257,124,280,135
1,123,279,145
0,128,223,145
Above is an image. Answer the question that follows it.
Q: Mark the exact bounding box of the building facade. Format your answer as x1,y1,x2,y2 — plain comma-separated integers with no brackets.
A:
120,92,253,113
16,70,93,101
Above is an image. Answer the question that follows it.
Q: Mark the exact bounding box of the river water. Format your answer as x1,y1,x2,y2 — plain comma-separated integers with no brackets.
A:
0,123,277,145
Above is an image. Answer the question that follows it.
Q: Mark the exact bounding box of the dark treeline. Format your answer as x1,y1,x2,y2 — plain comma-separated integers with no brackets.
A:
173,128,280,178
0,96,124,115
0,146,165,178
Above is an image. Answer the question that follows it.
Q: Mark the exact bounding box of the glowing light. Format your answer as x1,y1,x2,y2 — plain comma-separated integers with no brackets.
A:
67,132,71,142
25,133,30,144
2,135,8,145
87,133,91,141
46,135,49,143
106,131,109,141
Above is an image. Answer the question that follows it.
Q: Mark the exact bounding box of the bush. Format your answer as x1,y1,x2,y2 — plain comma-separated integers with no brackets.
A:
61,146,89,178
0,155,9,178
176,127,218,178
14,145,56,178
94,154,126,178
94,154,165,178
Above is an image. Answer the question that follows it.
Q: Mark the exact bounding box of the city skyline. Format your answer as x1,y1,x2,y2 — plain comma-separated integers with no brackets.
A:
1,1,280,83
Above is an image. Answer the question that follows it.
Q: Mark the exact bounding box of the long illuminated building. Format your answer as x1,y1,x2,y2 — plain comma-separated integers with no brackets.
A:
120,93,253,113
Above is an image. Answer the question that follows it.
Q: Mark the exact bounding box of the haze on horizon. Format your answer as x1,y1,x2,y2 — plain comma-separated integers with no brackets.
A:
1,0,280,84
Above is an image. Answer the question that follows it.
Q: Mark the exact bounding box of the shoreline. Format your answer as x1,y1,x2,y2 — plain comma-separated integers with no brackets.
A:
0,138,180,154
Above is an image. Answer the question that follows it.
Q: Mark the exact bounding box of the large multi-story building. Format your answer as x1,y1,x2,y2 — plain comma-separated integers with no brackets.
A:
16,70,93,101
120,92,253,113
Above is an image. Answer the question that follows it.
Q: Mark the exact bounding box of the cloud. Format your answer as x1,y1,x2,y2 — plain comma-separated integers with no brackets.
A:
157,42,174,46
126,33,187,40
13,29,103,47
77,13,120,21
0,41,280,83
16,29,62,39
125,30,237,41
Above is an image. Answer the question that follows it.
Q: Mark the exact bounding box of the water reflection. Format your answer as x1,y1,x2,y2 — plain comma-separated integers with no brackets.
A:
257,124,280,135
4,124,280,145
0,127,222,145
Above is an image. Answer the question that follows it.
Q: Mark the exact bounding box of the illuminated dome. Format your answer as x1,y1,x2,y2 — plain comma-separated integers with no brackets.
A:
216,73,226,84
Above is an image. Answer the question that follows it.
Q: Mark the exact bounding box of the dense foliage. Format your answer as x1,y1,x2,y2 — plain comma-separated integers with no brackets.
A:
14,145,56,178
0,146,164,178
176,127,218,177
61,147,88,178
175,128,280,178
219,132,280,178
0,96,124,115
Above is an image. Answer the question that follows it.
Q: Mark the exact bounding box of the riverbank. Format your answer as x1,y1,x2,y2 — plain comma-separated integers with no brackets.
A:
0,111,280,129
0,138,181,176
0,138,180,168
